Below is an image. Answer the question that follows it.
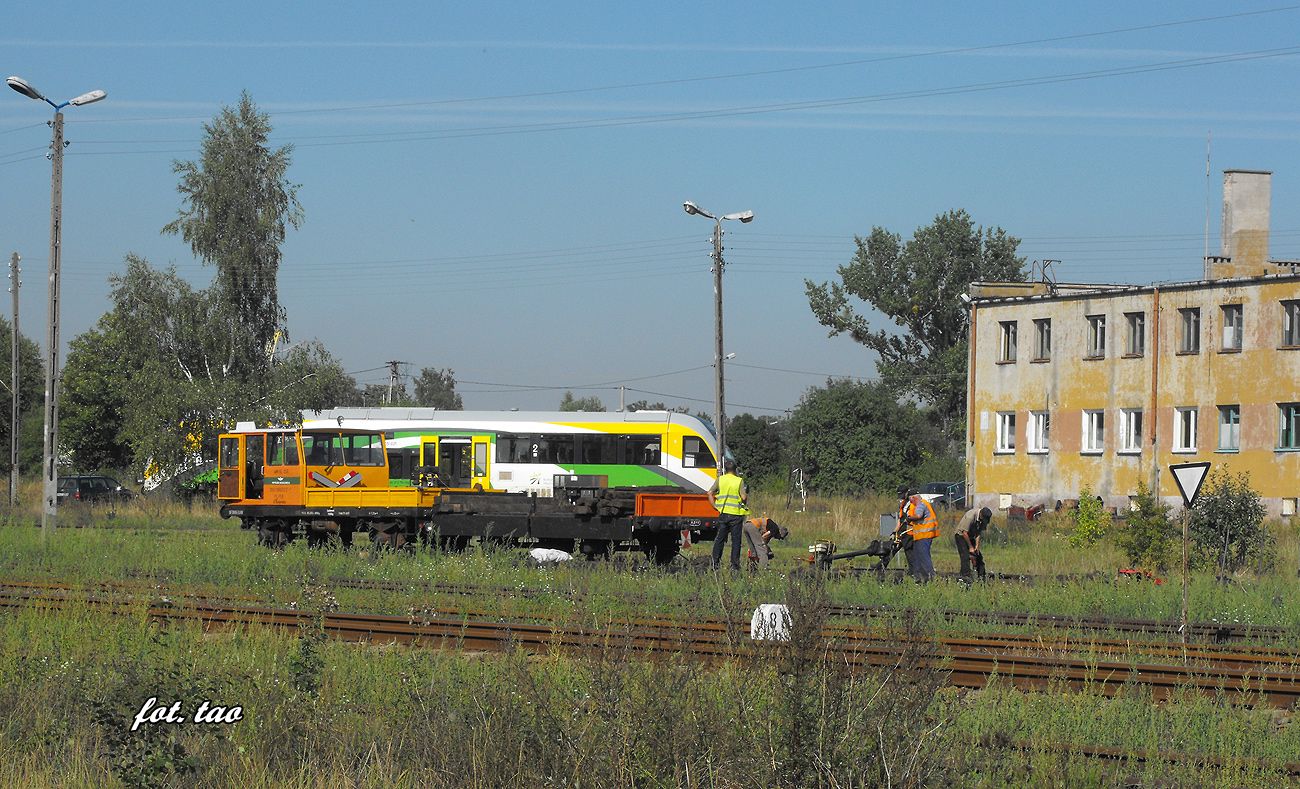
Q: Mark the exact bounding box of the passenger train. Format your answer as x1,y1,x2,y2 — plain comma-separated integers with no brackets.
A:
306,407,721,493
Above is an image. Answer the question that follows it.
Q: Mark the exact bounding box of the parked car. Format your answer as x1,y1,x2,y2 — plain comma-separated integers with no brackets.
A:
56,475,135,505
919,481,966,510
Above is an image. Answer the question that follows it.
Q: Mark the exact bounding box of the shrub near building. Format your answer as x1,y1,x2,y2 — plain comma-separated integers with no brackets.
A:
1112,481,1177,572
1189,468,1271,574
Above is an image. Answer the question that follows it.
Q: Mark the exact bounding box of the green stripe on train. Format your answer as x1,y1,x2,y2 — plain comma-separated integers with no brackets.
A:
557,464,674,487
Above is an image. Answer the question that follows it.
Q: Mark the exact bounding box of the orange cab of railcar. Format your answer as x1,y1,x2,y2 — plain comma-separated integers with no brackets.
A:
217,425,392,506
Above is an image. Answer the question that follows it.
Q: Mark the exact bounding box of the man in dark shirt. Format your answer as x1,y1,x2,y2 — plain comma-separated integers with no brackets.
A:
742,516,788,570
954,506,991,582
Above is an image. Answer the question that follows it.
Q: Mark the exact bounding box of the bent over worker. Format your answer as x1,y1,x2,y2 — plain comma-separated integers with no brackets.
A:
954,506,991,582
707,459,748,571
900,492,940,582
742,515,788,570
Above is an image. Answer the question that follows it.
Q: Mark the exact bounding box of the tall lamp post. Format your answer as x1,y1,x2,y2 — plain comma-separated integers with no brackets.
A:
7,76,107,535
682,201,753,472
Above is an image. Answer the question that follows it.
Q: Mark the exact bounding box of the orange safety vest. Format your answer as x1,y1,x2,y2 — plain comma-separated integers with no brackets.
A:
906,498,939,541
714,473,749,516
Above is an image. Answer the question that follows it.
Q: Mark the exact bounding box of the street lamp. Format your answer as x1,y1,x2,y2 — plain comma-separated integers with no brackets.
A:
682,201,753,472
7,76,107,536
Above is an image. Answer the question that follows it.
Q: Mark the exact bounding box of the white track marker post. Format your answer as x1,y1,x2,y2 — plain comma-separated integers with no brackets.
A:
1170,462,1211,646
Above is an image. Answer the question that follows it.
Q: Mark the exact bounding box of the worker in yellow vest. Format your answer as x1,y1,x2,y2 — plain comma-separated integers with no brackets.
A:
900,492,940,582
708,459,749,571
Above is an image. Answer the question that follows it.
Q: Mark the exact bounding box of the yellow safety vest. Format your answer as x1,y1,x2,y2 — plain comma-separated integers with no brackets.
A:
907,498,939,541
714,473,749,516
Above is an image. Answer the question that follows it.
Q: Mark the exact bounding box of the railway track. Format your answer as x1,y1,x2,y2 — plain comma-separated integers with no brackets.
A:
318,575,1292,644
991,738,1300,780
3,582,1299,708
2,576,1291,659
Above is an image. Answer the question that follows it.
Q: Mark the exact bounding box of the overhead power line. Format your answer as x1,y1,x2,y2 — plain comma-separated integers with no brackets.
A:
42,5,1300,130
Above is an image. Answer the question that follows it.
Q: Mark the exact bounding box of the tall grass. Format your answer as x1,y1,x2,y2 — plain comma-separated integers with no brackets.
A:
1,577,1297,787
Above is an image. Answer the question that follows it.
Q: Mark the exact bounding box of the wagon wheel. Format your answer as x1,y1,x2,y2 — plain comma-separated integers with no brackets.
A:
258,519,292,550
642,532,680,566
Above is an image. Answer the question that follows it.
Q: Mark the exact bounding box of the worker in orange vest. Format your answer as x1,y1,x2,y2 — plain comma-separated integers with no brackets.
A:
899,492,940,582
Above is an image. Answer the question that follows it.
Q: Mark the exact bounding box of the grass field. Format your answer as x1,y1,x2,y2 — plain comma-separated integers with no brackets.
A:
1,486,1298,786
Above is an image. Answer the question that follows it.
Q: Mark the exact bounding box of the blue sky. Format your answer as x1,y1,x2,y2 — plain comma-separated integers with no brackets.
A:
2,3,1298,416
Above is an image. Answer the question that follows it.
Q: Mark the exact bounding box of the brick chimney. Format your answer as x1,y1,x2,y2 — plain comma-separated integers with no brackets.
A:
1207,169,1278,279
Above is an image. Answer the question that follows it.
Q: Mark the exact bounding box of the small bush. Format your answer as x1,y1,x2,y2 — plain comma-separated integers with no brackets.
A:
1069,486,1110,548
1189,468,1271,574
1112,480,1176,571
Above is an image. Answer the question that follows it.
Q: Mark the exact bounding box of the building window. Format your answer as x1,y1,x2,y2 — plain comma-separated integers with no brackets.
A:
1125,312,1145,357
998,321,1017,363
1218,405,1240,451
995,412,1016,453
1086,315,1106,358
1179,308,1200,353
1033,318,1051,361
1119,408,1143,453
1280,403,1300,450
1283,301,1300,347
1174,407,1198,452
1027,411,1050,453
1220,304,1242,351
1082,410,1105,453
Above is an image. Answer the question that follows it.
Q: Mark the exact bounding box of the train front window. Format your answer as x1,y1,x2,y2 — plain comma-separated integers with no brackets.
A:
682,436,714,469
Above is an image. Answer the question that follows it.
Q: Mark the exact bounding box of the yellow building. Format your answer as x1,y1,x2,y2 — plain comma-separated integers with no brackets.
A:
966,170,1300,517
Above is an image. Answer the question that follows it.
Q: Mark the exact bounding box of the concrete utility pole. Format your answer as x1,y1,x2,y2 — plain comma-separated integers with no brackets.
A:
8,252,19,506
44,112,63,530
7,75,107,536
385,360,407,405
682,201,753,471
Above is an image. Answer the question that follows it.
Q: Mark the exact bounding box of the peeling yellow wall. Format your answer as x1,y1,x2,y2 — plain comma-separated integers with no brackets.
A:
967,275,1300,517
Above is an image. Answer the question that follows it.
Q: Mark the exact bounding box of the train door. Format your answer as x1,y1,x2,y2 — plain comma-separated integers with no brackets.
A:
417,437,442,487
471,436,491,490
245,434,265,500
439,438,473,487
218,436,243,499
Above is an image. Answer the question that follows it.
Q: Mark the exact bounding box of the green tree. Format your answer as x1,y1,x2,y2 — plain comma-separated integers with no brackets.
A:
359,383,394,407
559,391,604,412
1188,468,1271,574
412,367,464,409
0,316,45,474
266,341,358,415
74,257,353,477
60,313,133,471
162,91,303,389
805,209,1025,439
62,96,344,479
787,378,943,496
726,413,785,485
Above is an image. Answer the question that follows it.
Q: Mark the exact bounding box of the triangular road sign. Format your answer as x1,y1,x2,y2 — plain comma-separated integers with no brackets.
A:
1170,462,1211,507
